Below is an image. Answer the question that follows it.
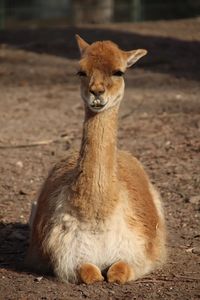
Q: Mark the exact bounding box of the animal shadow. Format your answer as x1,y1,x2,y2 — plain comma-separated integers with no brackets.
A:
0,222,29,272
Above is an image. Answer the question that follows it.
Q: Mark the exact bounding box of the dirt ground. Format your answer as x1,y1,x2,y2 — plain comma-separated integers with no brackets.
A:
0,18,200,299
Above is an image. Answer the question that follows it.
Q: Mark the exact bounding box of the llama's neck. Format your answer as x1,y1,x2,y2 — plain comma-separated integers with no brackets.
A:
73,105,119,219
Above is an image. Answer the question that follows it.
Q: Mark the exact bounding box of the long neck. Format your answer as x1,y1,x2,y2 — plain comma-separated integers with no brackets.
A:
73,105,119,219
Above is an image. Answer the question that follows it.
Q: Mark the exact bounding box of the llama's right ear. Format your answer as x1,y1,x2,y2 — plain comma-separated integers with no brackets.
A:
124,49,148,68
76,34,90,56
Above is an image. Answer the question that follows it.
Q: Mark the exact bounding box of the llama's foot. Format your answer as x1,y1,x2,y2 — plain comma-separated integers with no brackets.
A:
107,261,134,284
79,263,104,284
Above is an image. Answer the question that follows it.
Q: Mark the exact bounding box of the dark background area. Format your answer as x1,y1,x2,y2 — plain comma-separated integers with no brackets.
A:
0,0,200,29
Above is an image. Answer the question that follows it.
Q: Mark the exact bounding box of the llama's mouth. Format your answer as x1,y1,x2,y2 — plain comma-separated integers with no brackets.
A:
89,99,107,111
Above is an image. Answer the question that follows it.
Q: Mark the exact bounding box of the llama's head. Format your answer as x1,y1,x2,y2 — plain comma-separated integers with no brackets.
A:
76,35,147,113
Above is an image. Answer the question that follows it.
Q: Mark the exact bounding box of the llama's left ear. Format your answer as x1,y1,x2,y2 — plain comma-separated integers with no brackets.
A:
75,34,90,56
124,49,147,68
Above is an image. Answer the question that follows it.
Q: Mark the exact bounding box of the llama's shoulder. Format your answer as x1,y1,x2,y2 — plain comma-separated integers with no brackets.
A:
117,149,152,200
117,150,148,181
117,150,154,205
36,151,79,206
48,151,79,183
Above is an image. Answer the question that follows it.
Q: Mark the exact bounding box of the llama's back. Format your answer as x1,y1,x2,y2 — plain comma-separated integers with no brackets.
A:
117,150,166,265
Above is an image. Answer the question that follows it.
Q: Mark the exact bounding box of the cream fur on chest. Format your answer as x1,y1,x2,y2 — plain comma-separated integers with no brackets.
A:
45,196,153,283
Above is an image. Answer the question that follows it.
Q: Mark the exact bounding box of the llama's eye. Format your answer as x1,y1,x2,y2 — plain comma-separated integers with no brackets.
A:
112,70,124,77
77,70,87,77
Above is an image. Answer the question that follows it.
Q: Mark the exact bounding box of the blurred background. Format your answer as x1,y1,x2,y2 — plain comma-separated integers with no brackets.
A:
0,0,200,29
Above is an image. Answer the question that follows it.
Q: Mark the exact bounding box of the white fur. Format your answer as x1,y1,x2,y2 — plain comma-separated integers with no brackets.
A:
148,183,164,220
44,187,157,283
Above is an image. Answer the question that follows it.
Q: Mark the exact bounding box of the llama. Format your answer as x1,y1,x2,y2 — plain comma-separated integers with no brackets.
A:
27,35,166,284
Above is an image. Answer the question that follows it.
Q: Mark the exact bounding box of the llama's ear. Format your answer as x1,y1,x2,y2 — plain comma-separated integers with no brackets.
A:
75,34,90,56
124,49,147,68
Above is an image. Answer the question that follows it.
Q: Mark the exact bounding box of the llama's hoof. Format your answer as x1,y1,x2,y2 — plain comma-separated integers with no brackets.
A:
107,261,134,284
79,263,104,284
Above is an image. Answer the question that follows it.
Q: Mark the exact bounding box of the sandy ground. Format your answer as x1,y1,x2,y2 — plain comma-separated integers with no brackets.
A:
0,18,200,299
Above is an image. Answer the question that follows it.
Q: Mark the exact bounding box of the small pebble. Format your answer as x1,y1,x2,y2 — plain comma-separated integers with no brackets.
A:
16,161,23,168
19,190,27,195
175,94,182,99
34,276,43,282
189,195,200,205
192,247,200,255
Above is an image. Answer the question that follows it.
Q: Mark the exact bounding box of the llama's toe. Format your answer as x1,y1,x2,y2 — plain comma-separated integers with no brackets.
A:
79,263,104,284
107,261,134,284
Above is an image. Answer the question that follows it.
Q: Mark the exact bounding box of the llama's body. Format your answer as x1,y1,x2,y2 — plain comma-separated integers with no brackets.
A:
27,36,166,284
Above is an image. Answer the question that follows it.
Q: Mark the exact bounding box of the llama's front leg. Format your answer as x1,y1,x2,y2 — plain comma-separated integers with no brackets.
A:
79,263,104,284
107,261,135,284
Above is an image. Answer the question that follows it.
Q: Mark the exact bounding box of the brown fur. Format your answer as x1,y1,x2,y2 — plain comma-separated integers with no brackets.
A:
27,35,166,284
79,263,104,284
107,261,134,284
80,41,126,74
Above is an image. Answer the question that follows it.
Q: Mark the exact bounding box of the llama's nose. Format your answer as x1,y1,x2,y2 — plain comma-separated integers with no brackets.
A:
89,86,105,97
